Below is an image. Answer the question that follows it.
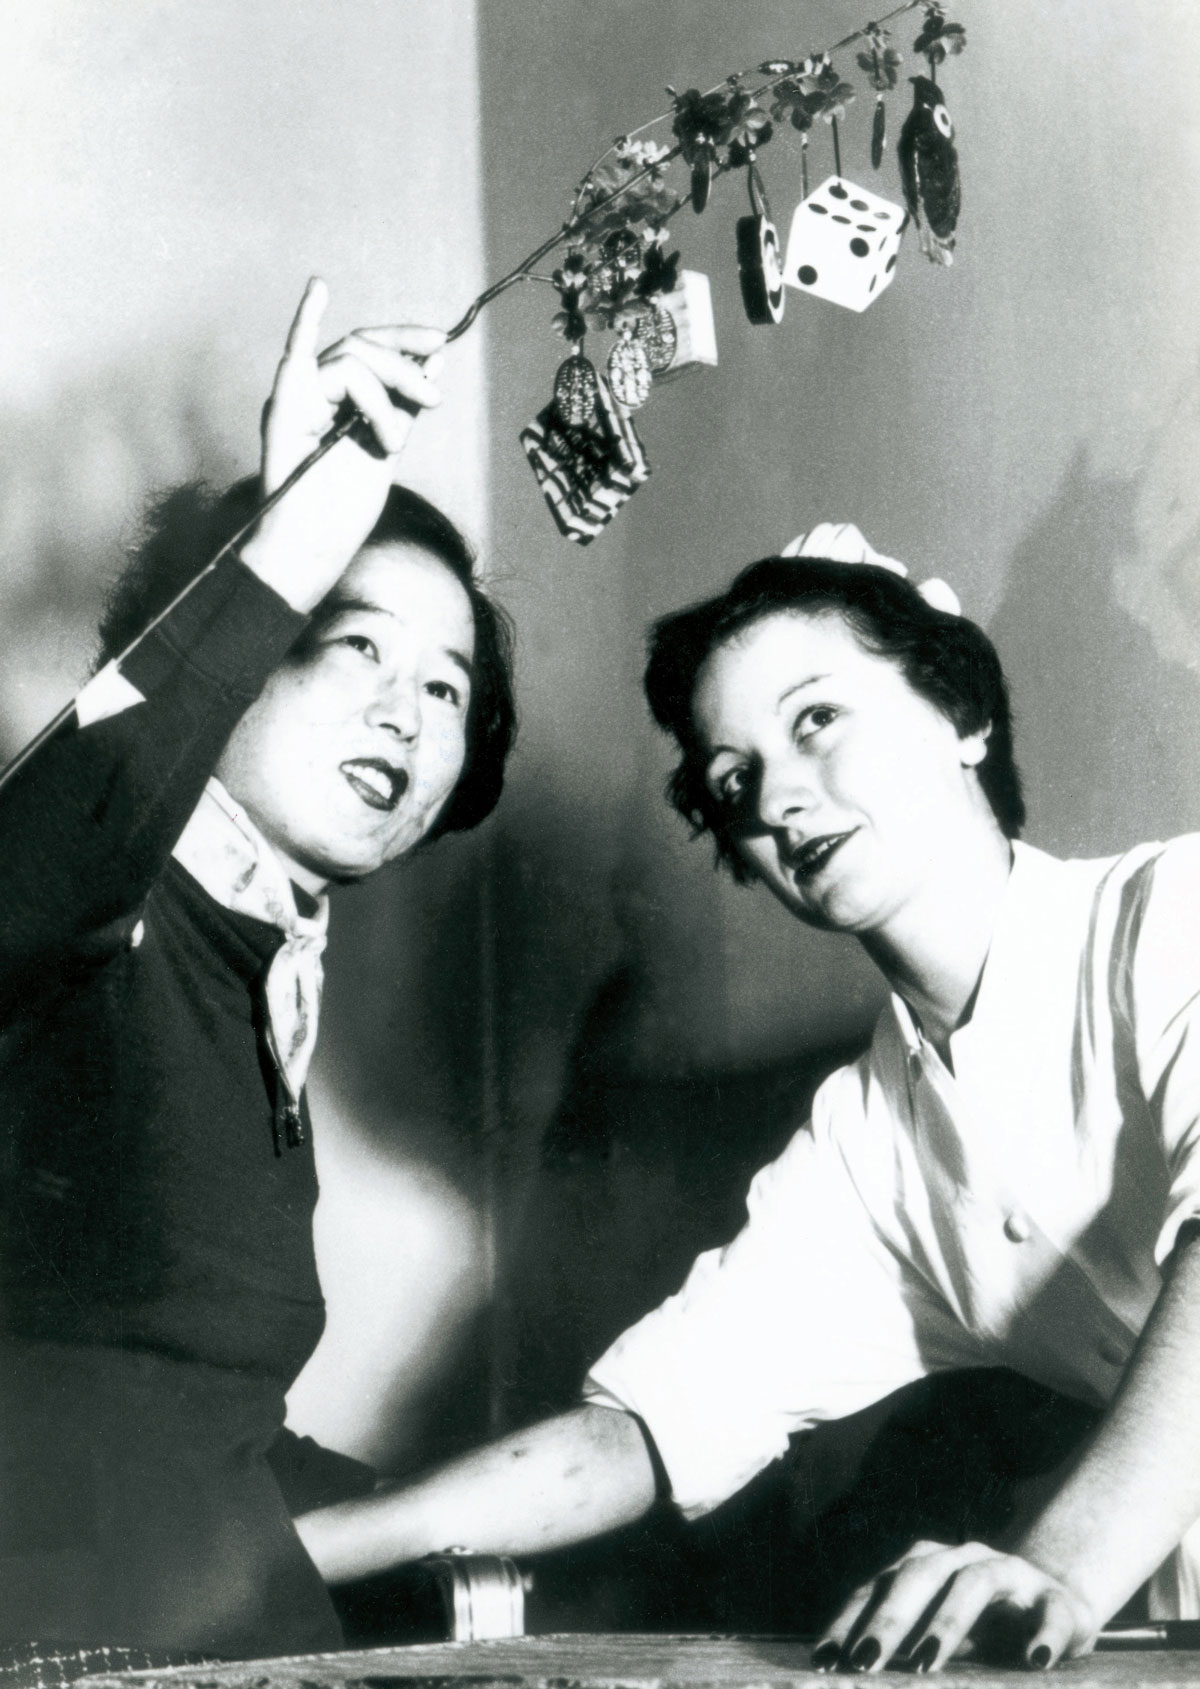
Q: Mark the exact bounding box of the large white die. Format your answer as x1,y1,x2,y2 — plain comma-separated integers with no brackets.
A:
783,176,906,312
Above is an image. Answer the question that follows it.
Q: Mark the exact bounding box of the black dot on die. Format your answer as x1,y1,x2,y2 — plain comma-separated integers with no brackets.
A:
809,203,829,215
857,224,874,232
850,238,870,258
886,253,897,271
874,209,891,220
798,265,818,286
833,214,850,224
850,199,869,211
829,183,848,199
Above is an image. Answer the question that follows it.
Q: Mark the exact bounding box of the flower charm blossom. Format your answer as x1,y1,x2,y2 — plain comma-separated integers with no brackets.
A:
613,136,671,175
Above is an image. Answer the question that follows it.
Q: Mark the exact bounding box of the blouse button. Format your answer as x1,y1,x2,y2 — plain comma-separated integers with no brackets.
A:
908,1050,923,1081
1003,1211,1032,1243
1098,1336,1127,1367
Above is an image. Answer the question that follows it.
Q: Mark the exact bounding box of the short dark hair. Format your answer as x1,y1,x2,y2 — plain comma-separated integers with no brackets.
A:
99,478,516,839
644,555,1024,883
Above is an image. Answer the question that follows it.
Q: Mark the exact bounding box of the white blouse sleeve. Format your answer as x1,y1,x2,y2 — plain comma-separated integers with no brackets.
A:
1127,837,1200,1266
584,1075,940,1519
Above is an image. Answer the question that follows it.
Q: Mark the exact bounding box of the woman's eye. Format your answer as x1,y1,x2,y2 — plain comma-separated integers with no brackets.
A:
337,632,378,660
425,678,462,707
796,704,837,740
717,766,749,806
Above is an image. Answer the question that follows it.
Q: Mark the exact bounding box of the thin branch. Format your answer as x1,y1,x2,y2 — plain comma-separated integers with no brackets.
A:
445,0,924,341
578,0,922,198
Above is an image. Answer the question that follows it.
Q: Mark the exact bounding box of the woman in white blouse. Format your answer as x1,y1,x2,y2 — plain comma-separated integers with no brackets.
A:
297,528,1200,1674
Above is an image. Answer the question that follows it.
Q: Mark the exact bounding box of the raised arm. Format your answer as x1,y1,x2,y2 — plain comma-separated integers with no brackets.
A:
241,277,444,613
0,281,442,984
294,1405,657,1585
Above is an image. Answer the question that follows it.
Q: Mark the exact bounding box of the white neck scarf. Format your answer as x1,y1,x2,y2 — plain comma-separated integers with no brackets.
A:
172,779,329,1130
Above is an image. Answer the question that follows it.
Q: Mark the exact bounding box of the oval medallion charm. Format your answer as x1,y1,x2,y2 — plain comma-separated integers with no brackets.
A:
607,336,652,410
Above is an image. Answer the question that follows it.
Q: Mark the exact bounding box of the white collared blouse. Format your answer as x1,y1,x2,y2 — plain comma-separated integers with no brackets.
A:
586,839,1200,1602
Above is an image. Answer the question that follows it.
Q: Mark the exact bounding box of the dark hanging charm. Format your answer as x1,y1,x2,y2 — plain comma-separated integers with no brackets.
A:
551,252,590,344
872,94,887,168
800,133,810,201
736,163,785,326
898,75,961,264
857,30,901,170
690,151,713,214
554,352,600,428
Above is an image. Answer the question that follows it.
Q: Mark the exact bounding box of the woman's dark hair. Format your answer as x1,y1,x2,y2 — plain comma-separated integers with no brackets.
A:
644,555,1024,883
99,477,516,839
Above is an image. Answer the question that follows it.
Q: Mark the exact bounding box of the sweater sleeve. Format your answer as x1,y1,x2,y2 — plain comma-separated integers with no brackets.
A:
0,557,307,991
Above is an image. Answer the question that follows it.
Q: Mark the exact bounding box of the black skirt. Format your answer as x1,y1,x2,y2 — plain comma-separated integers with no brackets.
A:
0,1340,364,1658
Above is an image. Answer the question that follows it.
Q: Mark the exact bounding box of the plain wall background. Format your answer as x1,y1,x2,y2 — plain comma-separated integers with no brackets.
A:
0,0,1198,1480
475,0,1200,1419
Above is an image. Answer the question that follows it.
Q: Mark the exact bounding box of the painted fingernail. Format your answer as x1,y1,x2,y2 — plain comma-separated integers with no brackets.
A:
1029,1644,1052,1671
911,1636,940,1673
849,1637,881,1672
810,1642,840,1673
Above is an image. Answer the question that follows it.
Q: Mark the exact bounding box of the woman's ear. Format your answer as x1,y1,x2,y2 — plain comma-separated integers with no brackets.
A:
959,720,991,768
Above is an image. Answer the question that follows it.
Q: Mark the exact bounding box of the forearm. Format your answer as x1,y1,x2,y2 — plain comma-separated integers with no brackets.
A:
295,1405,658,1586
1016,1233,1200,1624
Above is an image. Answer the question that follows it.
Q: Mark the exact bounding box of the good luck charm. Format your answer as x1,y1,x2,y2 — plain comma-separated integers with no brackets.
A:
509,1,967,540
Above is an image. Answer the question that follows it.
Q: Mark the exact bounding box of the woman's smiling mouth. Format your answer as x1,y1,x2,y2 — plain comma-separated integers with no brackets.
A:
788,829,857,883
340,758,409,812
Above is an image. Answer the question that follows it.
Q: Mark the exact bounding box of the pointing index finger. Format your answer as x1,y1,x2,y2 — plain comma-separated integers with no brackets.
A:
284,276,329,358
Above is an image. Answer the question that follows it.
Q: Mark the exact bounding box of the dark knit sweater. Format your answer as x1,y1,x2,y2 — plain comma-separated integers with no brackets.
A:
0,556,325,1376
0,557,372,1653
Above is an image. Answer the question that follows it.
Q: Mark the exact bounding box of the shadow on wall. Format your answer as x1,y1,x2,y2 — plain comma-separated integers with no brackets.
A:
988,437,1200,858
294,831,501,1473
0,345,241,754
506,1012,866,1426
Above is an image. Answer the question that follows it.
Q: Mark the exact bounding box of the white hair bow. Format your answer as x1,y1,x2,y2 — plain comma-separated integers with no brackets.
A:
781,521,961,616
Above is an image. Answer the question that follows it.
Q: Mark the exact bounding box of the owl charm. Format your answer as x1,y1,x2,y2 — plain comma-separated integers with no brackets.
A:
897,75,960,265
